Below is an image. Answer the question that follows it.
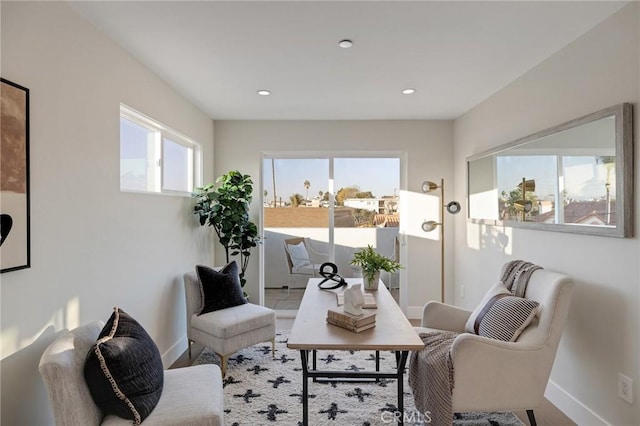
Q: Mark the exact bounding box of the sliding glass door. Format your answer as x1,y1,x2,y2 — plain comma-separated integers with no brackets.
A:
262,154,401,311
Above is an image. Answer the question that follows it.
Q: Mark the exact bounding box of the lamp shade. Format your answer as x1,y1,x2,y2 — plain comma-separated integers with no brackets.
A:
421,220,440,232
514,199,533,213
421,181,440,193
446,201,461,214
518,179,536,192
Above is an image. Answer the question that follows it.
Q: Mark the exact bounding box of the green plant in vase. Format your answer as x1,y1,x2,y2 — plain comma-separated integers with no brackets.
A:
193,171,261,295
350,245,402,291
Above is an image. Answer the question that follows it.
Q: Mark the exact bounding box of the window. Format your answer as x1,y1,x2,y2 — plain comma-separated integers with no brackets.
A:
120,104,201,195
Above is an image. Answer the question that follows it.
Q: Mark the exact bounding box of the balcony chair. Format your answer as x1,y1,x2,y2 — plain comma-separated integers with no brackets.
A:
282,237,329,292
39,321,224,426
413,266,574,426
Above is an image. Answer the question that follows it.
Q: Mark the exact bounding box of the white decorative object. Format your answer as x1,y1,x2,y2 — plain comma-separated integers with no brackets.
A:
343,284,365,316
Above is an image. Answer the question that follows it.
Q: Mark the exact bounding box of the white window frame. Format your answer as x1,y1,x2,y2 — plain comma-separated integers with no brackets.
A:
120,104,202,196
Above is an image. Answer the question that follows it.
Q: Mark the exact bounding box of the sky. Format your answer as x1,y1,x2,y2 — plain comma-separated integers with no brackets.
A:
262,158,400,202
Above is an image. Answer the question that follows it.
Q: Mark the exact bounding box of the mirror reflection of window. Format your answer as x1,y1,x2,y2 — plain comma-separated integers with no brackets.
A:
497,156,555,223
560,155,616,226
465,103,632,237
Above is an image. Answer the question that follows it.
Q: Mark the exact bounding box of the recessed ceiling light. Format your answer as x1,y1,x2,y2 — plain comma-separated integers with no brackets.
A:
402,88,416,95
257,90,271,96
338,39,353,49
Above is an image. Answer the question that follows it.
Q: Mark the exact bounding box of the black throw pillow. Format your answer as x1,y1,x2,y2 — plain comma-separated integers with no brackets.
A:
197,261,247,315
84,308,164,425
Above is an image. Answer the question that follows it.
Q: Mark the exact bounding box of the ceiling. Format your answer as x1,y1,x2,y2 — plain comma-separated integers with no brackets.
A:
70,1,628,120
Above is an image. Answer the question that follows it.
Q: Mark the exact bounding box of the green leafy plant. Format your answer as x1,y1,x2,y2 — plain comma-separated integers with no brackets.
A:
193,171,260,289
350,245,402,284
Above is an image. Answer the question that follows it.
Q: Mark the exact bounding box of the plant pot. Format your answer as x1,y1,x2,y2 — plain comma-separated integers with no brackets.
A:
364,271,380,291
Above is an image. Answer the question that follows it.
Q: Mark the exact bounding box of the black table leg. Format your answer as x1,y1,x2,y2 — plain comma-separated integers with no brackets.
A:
312,349,317,382
300,350,309,426
297,348,409,425
396,351,409,426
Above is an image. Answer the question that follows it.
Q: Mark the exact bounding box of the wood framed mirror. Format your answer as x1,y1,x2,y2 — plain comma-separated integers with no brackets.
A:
467,103,633,237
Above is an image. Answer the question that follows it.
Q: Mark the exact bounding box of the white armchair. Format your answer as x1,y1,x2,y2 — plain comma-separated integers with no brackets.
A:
414,267,574,426
39,321,224,426
183,272,276,376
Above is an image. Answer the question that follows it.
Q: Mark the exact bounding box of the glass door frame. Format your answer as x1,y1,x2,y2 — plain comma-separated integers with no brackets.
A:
259,151,409,313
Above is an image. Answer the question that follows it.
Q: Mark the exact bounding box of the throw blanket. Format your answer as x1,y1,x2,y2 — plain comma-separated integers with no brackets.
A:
408,331,459,426
500,260,542,297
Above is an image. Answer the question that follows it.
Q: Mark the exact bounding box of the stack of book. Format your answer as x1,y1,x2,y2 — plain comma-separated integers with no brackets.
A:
326,307,376,333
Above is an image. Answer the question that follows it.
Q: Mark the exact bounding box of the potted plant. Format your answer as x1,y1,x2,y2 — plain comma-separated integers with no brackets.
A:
193,171,261,295
350,245,402,291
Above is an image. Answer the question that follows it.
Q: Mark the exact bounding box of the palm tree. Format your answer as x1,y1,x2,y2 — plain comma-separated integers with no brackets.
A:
290,193,304,207
304,180,311,200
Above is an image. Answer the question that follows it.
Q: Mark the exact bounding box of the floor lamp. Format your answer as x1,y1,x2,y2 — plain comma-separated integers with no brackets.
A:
421,178,460,303
515,178,535,221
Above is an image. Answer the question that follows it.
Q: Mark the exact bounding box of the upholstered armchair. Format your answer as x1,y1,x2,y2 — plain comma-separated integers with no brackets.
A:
414,268,574,426
183,271,276,376
39,321,224,426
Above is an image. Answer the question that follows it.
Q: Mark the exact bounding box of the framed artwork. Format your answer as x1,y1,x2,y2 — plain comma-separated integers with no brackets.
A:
1,78,30,273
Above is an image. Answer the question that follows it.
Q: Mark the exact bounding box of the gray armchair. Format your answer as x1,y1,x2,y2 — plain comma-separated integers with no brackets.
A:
39,321,224,426
183,271,276,376
414,267,574,426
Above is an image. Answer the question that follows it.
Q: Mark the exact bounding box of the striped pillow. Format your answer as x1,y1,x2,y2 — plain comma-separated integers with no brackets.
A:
476,296,540,342
464,282,511,334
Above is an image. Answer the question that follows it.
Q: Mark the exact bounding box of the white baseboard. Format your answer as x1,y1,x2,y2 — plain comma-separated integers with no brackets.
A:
406,305,423,320
545,379,610,426
162,336,187,368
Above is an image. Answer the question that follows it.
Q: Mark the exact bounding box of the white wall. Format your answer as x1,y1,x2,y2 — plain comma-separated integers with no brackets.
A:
214,120,453,312
0,2,214,424
453,4,639,425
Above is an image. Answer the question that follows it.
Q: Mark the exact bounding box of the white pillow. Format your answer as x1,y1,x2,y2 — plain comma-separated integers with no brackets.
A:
464,282,511,334
287,242,310,268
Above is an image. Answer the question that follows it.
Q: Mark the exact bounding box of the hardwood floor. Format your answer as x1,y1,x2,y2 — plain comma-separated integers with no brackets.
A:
173,318,575,426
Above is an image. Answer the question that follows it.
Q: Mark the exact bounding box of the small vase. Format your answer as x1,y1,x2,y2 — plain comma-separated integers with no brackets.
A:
364,271,380,291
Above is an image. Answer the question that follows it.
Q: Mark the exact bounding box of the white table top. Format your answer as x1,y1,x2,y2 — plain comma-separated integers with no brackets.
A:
287,278,425,351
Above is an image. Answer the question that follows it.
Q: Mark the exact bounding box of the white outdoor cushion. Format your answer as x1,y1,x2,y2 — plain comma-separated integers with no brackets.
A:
287,242,310,268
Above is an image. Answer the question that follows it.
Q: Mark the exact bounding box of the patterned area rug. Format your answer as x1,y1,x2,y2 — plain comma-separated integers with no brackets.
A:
193,330,524,426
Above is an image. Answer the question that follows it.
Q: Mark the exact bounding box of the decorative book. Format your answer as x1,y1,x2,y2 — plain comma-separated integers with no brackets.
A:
327,307,376,327
336,292,377,309
326,317,376,333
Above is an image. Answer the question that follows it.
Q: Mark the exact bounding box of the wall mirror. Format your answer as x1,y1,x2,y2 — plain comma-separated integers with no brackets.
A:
467,103,633,237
